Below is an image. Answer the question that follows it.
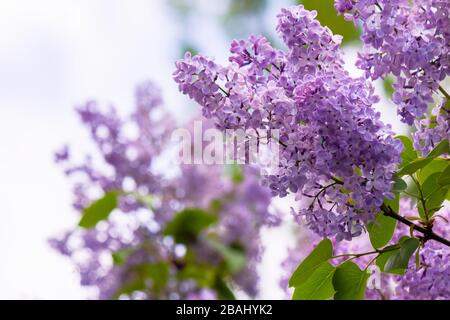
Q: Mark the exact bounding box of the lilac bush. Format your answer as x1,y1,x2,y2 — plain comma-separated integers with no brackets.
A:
175,3,449,300
53,1,449,300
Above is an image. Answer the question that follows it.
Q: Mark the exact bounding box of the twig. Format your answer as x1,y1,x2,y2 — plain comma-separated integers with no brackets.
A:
381,203,450,247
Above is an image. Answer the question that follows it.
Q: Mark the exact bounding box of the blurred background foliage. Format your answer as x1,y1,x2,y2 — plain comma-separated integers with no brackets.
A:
169,0,359,54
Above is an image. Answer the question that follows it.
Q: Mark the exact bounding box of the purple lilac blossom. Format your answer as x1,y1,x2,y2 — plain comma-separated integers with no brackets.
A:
336,0,450,126
187,288,217,300
51,81,279,299
174,5,401,241
392,200,450,299
413,97,450,156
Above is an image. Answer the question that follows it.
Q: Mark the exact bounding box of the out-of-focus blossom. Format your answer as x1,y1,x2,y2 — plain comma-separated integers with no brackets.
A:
51,81,279,299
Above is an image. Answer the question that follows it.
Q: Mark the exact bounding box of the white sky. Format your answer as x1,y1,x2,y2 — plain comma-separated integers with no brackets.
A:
0,0,405,299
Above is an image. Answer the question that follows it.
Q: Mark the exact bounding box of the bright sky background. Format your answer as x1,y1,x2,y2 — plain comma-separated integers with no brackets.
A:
0,0,406,299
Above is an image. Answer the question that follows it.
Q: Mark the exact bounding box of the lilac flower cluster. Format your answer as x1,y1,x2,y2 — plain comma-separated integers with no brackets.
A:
174,5,401,241
60,81,172,213
396,241,450,299
413,98,450,156
335,0,450,125
51,82,279,299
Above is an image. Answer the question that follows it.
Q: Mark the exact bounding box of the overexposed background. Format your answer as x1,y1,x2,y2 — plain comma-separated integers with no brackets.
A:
0,0,405,299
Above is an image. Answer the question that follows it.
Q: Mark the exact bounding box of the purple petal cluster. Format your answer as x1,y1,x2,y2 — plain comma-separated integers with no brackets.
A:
337,0,450,124
392,200,450,300
395,242,450,299
51,82,278,299
413,98,450,156
174,5,401,241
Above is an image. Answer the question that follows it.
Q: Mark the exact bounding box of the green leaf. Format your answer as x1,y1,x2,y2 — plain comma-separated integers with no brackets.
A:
438,163,450,187
207,238,246,274
177,263,217,288
396,158,434,177
418,159,448,184
112,262,170,298
422,172,447,199
213,276,235,300
112,280,145,299
79,191,118,229
300,0,359,45
396,139,449,177
426,139,449,159
418,172,440,218
423,187,448,218
289,239,333,288
383,76,395,97
384,238,420,275
418,172,449,218
224,164,244,183
376,250,396,273
396,135,417,166
141,262,170,294
392,176,407,192
332,261,370,300
385,191,400,212
112,247,134,266
367,210,397,249
208,199,223,214
370,195,399,247
376,237,408,274
164,208,218,244
292,262,336,300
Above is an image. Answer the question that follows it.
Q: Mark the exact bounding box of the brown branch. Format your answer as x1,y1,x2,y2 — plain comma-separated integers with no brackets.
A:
381,203,450,247
330,176,450,247
438,85,450,100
